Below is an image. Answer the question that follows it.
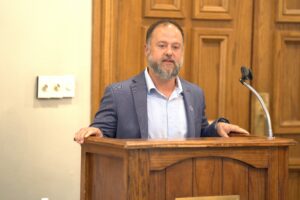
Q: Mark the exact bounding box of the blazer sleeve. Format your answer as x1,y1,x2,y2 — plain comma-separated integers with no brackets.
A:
90,86,117,138
199,98,228,137
198,91,219,137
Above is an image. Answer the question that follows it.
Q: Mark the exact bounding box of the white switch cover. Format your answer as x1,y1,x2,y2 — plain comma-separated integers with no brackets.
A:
61,75,75,97
37,75,75,99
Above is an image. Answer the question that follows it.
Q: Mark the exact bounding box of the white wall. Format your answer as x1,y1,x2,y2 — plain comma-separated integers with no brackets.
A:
0,0,91,199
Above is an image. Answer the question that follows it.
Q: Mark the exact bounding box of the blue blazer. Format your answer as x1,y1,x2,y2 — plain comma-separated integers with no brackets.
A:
91,72,219,138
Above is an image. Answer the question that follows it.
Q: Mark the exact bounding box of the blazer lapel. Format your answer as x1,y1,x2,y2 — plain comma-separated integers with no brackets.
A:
131,72,148,139
181,81,196,138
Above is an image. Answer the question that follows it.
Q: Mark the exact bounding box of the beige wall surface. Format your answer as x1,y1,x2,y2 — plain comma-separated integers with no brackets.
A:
0,0,91,199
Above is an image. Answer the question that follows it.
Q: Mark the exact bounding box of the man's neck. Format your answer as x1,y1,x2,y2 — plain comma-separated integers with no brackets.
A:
148,69,176,98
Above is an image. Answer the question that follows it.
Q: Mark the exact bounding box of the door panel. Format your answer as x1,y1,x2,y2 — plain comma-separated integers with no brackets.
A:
253,0,300,199
274,31,300,133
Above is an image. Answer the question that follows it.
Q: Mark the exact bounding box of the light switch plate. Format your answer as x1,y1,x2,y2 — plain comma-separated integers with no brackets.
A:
37,75,75,99
61,75,75,98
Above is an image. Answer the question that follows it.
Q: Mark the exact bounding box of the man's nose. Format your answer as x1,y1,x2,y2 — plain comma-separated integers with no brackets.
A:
165,46,173,56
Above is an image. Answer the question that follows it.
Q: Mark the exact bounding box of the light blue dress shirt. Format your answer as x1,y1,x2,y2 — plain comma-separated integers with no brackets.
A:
144,69,187,139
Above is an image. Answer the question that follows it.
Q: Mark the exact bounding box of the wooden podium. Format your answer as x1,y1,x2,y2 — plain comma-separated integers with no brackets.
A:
80,136,295,200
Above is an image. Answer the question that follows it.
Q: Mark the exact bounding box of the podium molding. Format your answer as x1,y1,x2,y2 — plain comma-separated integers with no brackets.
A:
80,136,295,200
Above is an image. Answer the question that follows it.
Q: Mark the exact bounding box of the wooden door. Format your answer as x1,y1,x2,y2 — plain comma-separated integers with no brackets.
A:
252,1,300,199
91,0,252,130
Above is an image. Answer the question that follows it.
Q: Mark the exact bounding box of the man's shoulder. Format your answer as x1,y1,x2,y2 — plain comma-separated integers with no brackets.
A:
108,79,132,90
107,71,145,91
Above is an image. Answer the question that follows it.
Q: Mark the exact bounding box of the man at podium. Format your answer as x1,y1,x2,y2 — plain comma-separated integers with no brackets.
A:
74,19,249,144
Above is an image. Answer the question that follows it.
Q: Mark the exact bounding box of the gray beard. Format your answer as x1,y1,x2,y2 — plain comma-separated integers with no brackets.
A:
148,57,181,80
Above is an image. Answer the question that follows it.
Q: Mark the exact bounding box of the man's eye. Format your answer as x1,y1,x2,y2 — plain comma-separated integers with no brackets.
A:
158,44,166,48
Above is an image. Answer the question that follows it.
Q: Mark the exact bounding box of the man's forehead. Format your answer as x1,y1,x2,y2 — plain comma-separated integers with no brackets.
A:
151,24,183,42
153,24,181,34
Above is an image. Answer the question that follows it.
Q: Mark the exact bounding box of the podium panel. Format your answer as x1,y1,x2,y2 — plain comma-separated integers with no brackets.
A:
80,137,295,200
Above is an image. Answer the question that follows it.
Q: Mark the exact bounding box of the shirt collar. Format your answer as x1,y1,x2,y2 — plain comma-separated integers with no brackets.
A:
144,68,183,94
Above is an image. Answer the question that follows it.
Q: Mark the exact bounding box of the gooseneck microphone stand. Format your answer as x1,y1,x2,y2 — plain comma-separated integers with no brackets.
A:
239,66,274,139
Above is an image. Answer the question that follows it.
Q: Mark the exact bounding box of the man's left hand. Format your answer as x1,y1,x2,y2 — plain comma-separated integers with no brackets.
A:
216,122,249,137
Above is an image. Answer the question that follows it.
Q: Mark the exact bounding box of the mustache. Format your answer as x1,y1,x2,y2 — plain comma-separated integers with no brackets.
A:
161,58,175,63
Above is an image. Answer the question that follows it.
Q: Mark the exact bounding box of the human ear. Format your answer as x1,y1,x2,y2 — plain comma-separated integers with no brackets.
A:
144,44,150,56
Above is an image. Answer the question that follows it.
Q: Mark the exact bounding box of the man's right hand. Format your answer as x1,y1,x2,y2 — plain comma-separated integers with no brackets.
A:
74,127,103,144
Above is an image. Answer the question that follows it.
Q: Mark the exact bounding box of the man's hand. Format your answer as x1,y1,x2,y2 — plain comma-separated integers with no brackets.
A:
216,122,249,138
74,127,103,144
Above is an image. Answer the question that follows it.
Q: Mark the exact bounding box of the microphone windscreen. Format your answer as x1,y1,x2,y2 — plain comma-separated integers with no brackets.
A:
241,66,253,81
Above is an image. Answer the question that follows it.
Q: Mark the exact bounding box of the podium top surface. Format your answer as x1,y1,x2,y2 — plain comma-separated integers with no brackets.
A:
83,136,296,149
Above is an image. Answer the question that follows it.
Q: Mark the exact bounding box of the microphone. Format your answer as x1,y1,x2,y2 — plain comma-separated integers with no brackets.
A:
240,66,253,82
239,66,274,139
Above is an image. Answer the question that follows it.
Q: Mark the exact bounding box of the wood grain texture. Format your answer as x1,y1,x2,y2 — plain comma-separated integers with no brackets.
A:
149,170,166,200
80,145,127,200
268,148,280,200
192,0,232,20
144,0,185,18
248,1,300,197
193,158,222,196
166,159,193,200
288,169,300,200
176,195,240,200
85,136,296,149
149,147,270,170
91,155,126,200
277,0,300,22
278,147,289,200
80,137,294,200
248,167,266,200
274,31,300,133
222,159,248,200
80,150,91,200
128,150,150,200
